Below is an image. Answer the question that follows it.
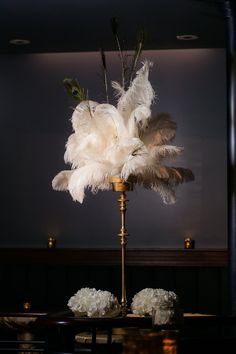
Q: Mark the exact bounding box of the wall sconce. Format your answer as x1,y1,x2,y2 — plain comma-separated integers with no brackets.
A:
184,237,195,249
23,302,31,311
47,236,56,249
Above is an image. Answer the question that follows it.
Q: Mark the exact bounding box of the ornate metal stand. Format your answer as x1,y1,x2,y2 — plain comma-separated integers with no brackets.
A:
110,176,134,317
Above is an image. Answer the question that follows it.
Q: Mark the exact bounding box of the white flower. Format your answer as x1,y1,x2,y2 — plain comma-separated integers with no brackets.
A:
131,288,178,316
153,306,176,326
67,287,121,318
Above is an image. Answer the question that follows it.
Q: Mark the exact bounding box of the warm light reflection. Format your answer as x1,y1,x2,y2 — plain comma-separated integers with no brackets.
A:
23,302,31,311
163,338,177,354
123,330,178,354
47,236,56,249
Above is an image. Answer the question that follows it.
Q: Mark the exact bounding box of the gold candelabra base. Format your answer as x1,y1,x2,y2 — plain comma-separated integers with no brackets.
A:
110,176,134,317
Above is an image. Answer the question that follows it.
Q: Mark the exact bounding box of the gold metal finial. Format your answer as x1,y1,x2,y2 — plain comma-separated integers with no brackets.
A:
47,236,56,249
184,237,195,249
110,176,134,316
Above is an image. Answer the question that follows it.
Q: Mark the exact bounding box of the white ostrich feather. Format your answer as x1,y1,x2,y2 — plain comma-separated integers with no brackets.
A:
65,131,106,168
124,163,193,205
142,113,177,147
150,145,184,161
71,100,98,132
121,145,186,183
127,105,152,137
64,133,81,166
121,148,149,180
52,170,73,191
52,61,194,203
94,103,127,138
153,182,177,205
116,60,155,123
111,81,125,98
106,137,144,162
68,162,111,203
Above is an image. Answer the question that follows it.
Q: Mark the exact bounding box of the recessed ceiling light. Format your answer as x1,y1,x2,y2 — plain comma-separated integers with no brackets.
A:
176,34,199,41
9,38,31,45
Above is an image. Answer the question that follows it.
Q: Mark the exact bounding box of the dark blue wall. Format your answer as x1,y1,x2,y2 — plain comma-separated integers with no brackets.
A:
0,49,227,248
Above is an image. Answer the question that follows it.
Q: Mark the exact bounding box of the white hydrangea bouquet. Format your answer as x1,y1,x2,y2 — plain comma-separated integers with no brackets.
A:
67,287,121,317
131,288,179,325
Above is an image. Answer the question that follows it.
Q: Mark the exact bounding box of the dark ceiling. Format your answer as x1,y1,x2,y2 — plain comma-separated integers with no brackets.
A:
0,0,228,54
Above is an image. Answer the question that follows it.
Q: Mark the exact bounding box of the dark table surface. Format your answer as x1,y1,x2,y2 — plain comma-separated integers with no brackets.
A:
1,311,236,353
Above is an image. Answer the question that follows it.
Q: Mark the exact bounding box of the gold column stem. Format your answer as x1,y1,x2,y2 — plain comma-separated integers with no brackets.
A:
118,191,128,317
110,175,134,317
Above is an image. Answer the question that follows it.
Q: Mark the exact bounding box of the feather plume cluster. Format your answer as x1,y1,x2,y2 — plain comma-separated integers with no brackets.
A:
52,61,194,204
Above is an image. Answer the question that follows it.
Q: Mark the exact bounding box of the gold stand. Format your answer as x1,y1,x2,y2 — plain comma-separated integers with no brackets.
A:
110,176,134,317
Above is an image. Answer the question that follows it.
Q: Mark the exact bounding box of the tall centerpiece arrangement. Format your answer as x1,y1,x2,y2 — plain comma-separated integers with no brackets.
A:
52,19,194,316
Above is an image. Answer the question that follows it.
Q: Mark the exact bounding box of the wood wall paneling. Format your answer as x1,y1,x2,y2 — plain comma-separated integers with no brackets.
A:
0,249,228,315
0,249,228,266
